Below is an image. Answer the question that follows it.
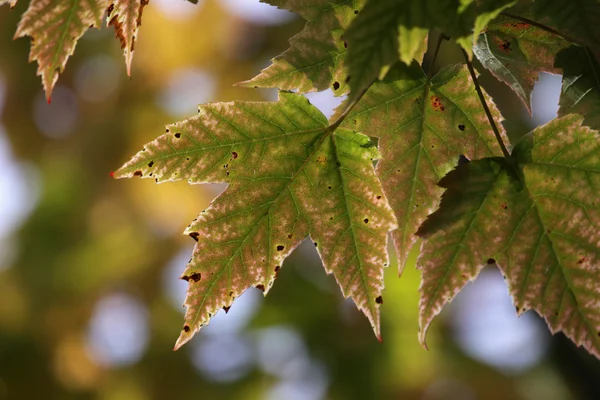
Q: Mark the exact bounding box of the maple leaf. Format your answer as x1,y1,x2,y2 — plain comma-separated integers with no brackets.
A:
339,61,507,271
115,91,397,349
555,45,600,131
416,114,600,356
474,15,569,112
238,0,366,95
15,0,109,100
343,0,514,101
107,0,149,75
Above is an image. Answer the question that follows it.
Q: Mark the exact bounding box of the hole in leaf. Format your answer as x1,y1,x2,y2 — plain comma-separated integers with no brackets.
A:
189,232,199,241
364,218,369,224
458,124,465,131
174,133,181,138
487,258,495,264
148,161,154,168
333,81,340,90
223,306,231,314
256,284,265,292
133,170,142,177
375,296,383,304
183,325,190,333
277,245,285,251
314,242,318,247
376,195,382,199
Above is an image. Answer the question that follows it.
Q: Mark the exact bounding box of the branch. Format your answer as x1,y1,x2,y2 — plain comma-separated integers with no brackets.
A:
461,49,511,160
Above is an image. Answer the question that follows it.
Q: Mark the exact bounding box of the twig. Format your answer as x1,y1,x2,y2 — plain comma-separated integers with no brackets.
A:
461,49,511,160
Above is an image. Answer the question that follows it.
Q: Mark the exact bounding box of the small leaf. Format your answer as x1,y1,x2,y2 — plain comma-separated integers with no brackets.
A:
340,61,507,271
474,15,569,112
238,0,366,95
416,158,513,346
555,46,600,131
116,92,397,348
107,0,149,75
15,0,109,100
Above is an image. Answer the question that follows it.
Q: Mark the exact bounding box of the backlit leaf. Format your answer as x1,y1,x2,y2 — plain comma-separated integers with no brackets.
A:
15,0,109,100
238,0,366,95
474,15,569,112
115,92,397,348
107,0,149,75
340,61,507,271
501,114,600,358
416,114,600,356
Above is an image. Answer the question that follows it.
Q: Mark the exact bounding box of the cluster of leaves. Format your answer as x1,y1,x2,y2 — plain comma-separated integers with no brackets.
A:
4,0,600,358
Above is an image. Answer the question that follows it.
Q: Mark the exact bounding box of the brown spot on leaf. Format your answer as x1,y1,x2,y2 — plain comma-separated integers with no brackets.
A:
256,284,265,292
189,272,201,282
494,37,512,52
232,151,238,159
577,257,586,264
316,155,327,164
430,96,445,111
333,81,340,90
148,161,154,167
189,232,199,241
174,133,181,138
133,170,143,177
223,306,231,314
274,265,281,278
375,296,383,304
500,202,508,210
183,325,190,333
376,195,382,200
287,234,293,239
458,124,465,131
277,245,285,251
487,258,495,265
363,218,369,224
343,40,348,48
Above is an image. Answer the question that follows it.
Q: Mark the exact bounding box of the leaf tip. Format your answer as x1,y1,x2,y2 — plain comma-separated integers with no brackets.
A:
174,325,193,350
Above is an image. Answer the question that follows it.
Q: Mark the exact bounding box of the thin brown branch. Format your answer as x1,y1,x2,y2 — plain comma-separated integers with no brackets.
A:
461,49,511,160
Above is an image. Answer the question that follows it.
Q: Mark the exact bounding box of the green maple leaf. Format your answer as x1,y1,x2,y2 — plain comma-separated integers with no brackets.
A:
416,114,600,356
114,91,397,349
15,0,109,100
107,0,149,75
474,15,569,112
238,0,366,95
339,61,507,271
343,0,514,101
555,46,600,131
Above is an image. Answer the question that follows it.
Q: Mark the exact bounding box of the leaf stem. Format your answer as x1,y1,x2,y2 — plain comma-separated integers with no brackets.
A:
426,33,450,80
500,12,580,46
461,49,511,160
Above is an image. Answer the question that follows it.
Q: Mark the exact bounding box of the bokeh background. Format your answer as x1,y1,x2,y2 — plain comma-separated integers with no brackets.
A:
1,1,599,399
